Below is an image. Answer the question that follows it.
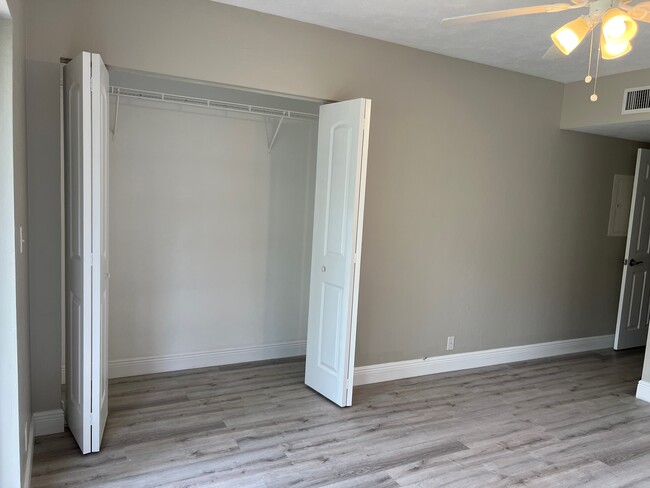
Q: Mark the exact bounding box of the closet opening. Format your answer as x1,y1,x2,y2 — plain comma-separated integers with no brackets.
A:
61,53,371,453
106,67,321,380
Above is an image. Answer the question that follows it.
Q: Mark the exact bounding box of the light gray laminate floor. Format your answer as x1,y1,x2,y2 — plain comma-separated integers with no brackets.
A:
32,348,650,487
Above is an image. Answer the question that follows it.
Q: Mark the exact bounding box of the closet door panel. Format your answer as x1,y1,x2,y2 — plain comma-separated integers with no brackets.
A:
305,99,371,407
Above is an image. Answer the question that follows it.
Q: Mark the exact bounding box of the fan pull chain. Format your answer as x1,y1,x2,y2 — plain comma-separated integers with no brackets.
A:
590,42,601,102
585,25,595,84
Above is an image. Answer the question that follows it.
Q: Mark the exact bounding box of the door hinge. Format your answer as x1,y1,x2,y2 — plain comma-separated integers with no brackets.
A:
89,76,94,92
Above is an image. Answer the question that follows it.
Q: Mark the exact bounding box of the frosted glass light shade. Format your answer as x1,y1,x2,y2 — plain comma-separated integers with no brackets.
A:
551,17,591,55
600,34,632,59
601,8,638,43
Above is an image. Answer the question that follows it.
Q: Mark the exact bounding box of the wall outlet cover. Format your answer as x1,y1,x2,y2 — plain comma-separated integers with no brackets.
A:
447,336,455,351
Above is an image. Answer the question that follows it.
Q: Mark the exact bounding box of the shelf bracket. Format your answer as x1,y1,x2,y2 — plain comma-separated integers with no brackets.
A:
268,111,286,152
112,91,120,140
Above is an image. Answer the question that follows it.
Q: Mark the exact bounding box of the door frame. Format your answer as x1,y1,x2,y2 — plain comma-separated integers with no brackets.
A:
0,8,28,487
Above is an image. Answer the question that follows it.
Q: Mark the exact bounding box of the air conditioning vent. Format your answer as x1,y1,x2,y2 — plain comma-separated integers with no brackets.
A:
622,86,650,114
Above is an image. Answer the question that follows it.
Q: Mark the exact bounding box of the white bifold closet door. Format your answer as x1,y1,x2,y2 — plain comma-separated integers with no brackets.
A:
64,51,110,454
305,99,371,407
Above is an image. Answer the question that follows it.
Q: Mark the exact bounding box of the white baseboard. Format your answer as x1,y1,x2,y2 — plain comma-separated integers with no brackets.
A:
636,380,650,403
58,334,616,388
353,334,615,386
23,417,34,488
107,340,307,379
33,409,65,437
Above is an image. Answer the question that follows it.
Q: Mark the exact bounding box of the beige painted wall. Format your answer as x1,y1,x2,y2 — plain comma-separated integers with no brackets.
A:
109,96,317,361
26,60,62,415
562,67,650,129
25,0,643,378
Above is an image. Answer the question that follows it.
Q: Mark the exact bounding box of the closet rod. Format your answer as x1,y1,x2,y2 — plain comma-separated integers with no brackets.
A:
108,86,319,121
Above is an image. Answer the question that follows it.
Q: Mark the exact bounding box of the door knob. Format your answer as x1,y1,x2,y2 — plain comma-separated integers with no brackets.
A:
630,259,644,267
321,266,326,272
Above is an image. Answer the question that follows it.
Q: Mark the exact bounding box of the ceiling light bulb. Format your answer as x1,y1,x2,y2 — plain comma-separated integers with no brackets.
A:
603,16,626,38
551,17,591,55
554,29,580,52
602,40,631,58
601,8,638,42
600,34,632,59
606,42,628,56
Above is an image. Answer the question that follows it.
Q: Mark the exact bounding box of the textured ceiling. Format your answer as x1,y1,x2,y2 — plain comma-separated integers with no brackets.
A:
212,0,650,83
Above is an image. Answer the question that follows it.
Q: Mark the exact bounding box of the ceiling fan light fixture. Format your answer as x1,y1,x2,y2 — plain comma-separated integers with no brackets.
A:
551,16,591,55
601,7,638,42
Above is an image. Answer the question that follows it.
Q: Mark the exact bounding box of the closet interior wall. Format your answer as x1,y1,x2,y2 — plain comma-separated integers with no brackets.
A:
107,70,321,374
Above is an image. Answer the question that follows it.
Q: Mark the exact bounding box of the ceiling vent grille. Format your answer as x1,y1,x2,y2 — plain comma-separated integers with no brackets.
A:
622,86,650,115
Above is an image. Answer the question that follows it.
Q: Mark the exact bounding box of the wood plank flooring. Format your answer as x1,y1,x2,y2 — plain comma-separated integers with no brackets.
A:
32,349,650,487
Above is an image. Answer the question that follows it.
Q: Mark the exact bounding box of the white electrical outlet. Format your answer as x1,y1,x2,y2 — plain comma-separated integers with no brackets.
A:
446,336,455,351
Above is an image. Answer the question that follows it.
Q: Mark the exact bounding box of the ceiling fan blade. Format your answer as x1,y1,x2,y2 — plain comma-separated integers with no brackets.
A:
542,44,567,60
441,2,586,25
623,2,650,22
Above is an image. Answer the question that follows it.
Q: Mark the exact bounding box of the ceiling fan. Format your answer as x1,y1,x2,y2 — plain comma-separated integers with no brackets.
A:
442,0,648,59
442,0,649,100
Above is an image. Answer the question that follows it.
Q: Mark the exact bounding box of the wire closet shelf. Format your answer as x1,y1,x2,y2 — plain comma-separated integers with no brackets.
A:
109,86,319,121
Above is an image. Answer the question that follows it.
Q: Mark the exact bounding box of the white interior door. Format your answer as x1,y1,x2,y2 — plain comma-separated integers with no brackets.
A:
305,99,371,407
64,51,109,454
615,148,650,350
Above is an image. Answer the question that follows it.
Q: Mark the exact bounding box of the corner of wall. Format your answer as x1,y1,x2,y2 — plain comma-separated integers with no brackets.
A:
33,409,64,437
636,380,650,403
